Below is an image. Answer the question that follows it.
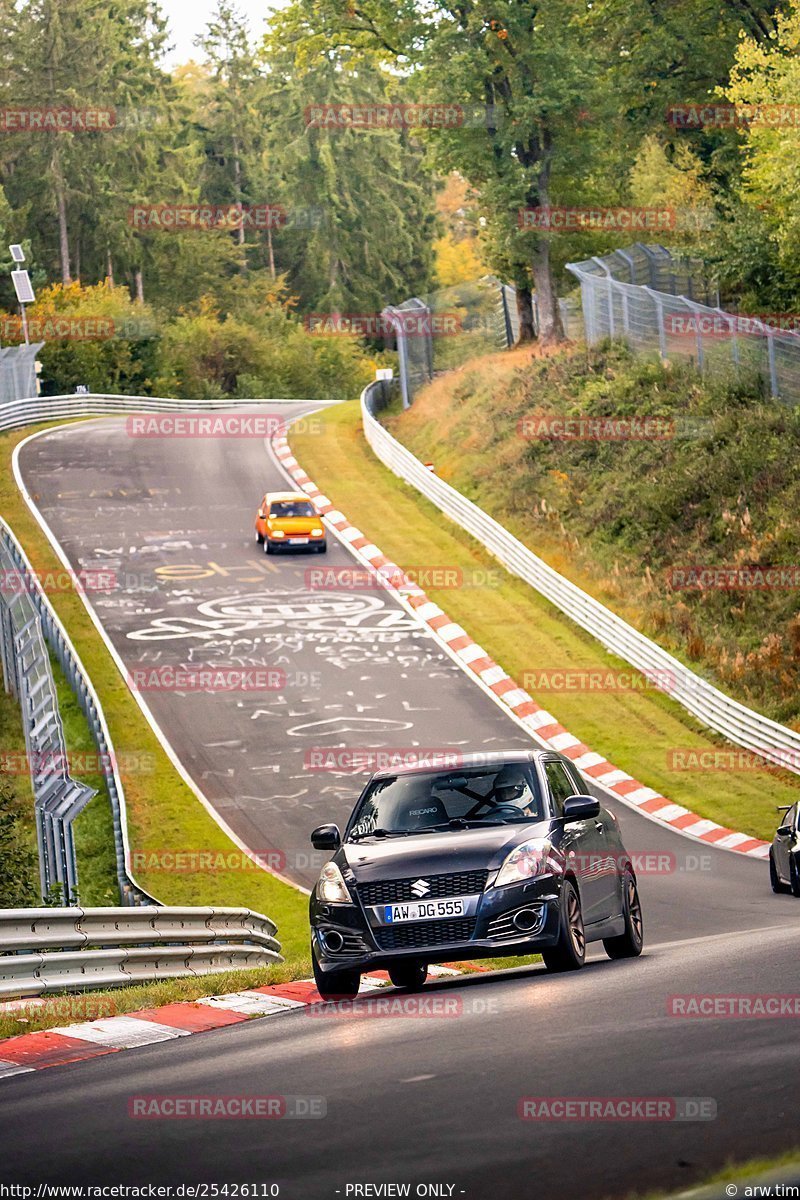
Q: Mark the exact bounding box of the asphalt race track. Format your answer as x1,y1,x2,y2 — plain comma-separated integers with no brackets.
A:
5,406,800,1198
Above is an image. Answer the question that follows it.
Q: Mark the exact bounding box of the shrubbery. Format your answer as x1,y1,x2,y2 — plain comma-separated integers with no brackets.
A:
2,281,382,402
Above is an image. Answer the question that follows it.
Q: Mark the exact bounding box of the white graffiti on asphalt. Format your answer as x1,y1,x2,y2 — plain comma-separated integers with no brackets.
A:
126,589,423,642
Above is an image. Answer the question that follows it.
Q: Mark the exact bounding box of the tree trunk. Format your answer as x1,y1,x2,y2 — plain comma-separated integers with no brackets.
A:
266,224,275,279
515,286,536,343
531,238,564,346
53,150,71,284
520,131,565,347
106,247,114,287
232,139,246,252
134,268,144,304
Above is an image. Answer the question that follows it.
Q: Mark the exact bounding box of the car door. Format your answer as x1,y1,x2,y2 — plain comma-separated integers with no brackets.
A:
542,757,609,925
774,803,797,882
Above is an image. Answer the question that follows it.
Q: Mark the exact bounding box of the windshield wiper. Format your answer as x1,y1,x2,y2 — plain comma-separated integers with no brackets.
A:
349,828,413,841
417,818,510,833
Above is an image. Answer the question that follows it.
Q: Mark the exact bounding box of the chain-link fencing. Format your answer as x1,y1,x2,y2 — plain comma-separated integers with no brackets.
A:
0,343,43,403
566,243,800,404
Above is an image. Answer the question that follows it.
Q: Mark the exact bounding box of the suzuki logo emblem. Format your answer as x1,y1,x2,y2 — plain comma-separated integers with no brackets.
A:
411,878,430,897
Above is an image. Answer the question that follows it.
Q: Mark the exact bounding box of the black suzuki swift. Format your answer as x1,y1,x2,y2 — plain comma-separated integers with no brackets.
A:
309,749,644,998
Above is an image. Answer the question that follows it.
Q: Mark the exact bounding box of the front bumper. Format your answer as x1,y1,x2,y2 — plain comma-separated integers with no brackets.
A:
268,534,326,550
310,876,564,971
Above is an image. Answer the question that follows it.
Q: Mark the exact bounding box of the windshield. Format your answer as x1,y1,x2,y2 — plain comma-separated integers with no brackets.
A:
346,763,544,840
269,501,316,518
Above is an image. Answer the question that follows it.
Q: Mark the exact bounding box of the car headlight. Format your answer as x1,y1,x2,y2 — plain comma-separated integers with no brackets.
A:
316,861,352,904
493,838,562,888
271,530,285,539
311,529,324,537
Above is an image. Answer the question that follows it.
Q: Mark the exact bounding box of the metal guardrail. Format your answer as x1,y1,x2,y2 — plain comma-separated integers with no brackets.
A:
0,548,95,903
0,906,281,997
0,392,332,434
0,393,334,905
0,517,156,906
361,380,800,776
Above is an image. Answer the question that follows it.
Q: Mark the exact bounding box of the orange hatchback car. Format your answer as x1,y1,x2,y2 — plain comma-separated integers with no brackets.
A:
254,491,327,554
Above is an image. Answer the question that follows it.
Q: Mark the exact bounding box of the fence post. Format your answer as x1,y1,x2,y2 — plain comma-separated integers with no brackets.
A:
643,287,668,360
767,328,779,398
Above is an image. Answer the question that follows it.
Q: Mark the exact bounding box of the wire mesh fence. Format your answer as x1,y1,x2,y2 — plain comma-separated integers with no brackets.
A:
0,342,43,403
384,279,582,407
566,243,800,404
0,518,157,906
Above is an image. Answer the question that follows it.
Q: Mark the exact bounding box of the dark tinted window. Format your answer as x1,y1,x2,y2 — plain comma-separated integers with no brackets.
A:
543,760,576,816
269,501,315,517
346,763,545,839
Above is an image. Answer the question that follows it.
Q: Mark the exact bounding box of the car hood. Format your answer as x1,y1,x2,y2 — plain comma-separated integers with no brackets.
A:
340,821,552,882
270,516,322,531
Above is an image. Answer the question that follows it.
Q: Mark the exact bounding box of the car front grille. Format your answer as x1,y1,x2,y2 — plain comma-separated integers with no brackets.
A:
374,917,476,951
358,870,489,907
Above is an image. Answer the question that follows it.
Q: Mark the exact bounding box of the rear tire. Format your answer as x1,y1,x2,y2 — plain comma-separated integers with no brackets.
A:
790,856,800,898
770,851,788,893
312,951,360,1000
603,869,644,959
388,961,428,991
542,879,585,972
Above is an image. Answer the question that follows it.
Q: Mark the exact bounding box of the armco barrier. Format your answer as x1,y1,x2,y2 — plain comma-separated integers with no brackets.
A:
0,906,279,953
1,393,332,906
0,906,281,997
0,392,333,435
361,380,800,776
1,516,154,906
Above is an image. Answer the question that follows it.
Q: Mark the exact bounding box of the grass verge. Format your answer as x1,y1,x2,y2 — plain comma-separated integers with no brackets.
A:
290,401,797,841
639,1149,800,1198
0,686,39,906
1,420,309,967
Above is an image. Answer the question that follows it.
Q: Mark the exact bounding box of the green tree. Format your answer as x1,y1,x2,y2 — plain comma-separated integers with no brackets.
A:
258,2,437,314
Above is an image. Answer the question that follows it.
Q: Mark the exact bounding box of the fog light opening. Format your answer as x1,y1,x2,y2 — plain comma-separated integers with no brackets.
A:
512,907,542,933
321,929,345,953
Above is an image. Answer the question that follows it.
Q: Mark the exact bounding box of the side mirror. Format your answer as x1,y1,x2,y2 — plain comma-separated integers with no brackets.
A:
258,510,265,519
311,823,341,850
563,794,601,822
777,824,792,837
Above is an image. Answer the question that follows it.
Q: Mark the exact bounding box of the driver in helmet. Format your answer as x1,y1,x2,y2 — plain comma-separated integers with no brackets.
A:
490,765,541,819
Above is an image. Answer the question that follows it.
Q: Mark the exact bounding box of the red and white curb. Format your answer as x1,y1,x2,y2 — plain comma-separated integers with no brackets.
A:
271,432,770,862
0,966,467,1078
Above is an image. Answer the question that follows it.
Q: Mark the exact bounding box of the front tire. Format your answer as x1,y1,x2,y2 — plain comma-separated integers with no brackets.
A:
255,527,264,545
388,961,428,991
603,869,644,959
542,879,585,972
770,850,789,894
264,537,273,555
312,951,360,1000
